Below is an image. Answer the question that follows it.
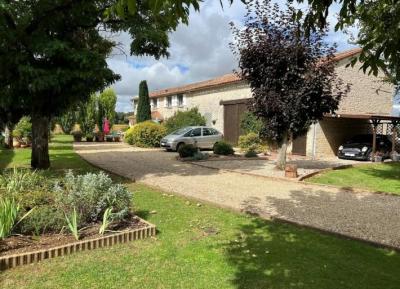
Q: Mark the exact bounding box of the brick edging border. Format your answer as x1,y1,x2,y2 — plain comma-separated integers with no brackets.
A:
0,217,156,271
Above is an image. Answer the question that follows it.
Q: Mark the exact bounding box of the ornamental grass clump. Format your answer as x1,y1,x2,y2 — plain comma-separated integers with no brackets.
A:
0,168,48,195
0,198,34,239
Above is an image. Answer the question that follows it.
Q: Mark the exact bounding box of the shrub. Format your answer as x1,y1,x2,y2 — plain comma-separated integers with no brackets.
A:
55,171,132,225
244,150,258,158
13,116,32,142
238,132,267,153
178,144,197,158
164,108,206,134
240,112,263,134
213,141,234,155
0,134,4,147
19,205,64,235
125,121,167,147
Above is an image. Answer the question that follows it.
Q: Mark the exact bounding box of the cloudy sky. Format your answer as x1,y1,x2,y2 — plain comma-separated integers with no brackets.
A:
107,0,356,112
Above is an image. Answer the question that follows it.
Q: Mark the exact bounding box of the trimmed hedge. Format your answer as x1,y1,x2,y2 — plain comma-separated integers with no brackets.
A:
213,141,234,155
125,121,167,147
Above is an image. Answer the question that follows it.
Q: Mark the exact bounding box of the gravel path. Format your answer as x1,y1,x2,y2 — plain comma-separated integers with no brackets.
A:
75,142,400,249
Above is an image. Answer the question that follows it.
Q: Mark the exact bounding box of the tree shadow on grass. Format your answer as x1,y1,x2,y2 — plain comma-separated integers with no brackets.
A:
0,148,15,170
222,216,400,289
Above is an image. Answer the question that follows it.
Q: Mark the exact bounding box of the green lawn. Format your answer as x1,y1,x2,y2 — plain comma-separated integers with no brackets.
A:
309,163,400,195
1,135,400,289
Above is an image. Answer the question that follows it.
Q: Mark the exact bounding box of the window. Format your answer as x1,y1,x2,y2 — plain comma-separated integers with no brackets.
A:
167,96,172,108
185,128,201,137
177,94,184,107
152,98,158,109
203,128,219,136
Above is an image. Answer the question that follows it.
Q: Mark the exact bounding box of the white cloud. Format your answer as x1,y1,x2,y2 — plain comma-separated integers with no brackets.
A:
107,0,355,112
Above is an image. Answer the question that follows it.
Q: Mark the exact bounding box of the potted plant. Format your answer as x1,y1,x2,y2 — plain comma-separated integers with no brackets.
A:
95,131,104,142
374,151,384,162
71,130,83,142
86,133,94,142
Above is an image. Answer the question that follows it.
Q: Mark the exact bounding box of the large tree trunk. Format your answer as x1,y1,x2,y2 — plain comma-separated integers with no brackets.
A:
276,131,288,170
31,114,50,169
4,124,14,149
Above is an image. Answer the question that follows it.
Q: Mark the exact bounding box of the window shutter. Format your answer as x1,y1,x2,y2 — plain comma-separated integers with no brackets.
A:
182,95,187,106
172,95,178,107
164,97,168,107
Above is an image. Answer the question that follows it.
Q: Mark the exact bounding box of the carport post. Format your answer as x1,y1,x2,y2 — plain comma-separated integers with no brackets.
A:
391,120,399,155
371,119,380,159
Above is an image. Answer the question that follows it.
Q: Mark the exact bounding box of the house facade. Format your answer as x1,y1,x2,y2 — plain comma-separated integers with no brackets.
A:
131,48,396,158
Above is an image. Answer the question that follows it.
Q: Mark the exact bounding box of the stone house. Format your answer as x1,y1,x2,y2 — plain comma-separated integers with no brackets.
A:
131,48,397,158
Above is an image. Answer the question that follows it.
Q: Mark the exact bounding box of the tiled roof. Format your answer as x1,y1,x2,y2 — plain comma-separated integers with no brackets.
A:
146,48,362,99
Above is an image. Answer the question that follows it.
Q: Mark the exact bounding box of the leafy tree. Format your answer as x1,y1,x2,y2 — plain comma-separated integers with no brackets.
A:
115,112,131,124
164,108,206,134
298,0,400,85
97,88,117,131
231,0,348,169
79,94,97,137
136,81,152,123
58,110,78,135
0,0,213,169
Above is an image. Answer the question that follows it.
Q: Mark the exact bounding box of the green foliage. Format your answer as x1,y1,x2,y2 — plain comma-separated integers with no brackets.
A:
125,121,167,147
99,208,113,235
240,112,263,134
178,144,198,158
13,116,32,142
98,88,117,130
164,108,206,134
213,141,234,155
65,208,80,241
79,94,97,136
19,205,64,235
136,81,152,123
0,198,34,239
238,133,267,153
115,112,131,125
55,171,131,225
0,168,47,195
58,110,78,135
244,149,258,158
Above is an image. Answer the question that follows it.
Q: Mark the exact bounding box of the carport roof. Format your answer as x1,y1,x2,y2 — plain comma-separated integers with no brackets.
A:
324,113,400,122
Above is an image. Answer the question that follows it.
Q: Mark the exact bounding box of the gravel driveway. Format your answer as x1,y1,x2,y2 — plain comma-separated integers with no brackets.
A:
75,142,400,249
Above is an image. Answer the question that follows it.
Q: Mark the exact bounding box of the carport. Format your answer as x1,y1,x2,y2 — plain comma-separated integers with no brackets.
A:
324,113,400,157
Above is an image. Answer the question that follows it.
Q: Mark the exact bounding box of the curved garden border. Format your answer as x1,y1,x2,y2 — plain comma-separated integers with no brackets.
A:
0,217,156,271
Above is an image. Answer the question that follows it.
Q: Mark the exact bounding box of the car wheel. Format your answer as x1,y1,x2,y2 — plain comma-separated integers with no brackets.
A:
367,151,373,161
212,142,218,151
176,142,185,152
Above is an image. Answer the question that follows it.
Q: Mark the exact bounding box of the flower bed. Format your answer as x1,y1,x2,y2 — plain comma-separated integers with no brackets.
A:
0,169,155,270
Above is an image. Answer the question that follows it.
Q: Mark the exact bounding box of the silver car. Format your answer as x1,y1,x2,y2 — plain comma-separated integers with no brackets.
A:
160,126,223,151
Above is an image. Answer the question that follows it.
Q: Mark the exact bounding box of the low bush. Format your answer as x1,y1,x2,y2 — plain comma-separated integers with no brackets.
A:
213,141,234,155
238,132,267,153
164,108,206,134
19,205,64,235
178,144,198,158
125,121,166,147
13,116,32,144
55,171,132,225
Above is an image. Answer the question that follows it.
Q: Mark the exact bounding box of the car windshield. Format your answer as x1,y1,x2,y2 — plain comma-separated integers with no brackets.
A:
171,127,193,135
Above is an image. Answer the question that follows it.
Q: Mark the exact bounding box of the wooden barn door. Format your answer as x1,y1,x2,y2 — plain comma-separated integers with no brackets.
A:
223,100,248,145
